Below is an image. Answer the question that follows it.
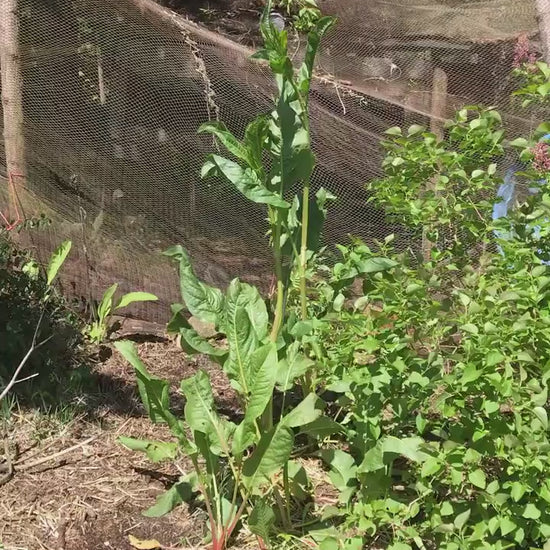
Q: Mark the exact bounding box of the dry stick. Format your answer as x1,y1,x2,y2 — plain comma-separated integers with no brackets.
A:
17,435,98,471
0,311,52,402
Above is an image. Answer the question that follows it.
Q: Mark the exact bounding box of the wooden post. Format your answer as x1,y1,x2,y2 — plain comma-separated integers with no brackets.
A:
536,0,550,61
429,68,448,141
422,67,448,261
0,0,27,219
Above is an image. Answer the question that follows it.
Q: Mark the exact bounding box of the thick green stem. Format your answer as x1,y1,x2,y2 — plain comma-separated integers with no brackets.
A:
270,209,286,342
264,210,285,431
299,180,310,320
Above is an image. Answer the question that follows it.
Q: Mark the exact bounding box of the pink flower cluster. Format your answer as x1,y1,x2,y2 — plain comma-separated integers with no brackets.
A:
513,34,538,68
533,142,550,172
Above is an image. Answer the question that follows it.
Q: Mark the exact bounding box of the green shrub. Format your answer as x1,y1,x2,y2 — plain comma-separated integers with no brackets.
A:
0,229,85,403
307,104,550,548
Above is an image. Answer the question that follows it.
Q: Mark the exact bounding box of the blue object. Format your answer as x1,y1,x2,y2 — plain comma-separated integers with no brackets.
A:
492,134,550,263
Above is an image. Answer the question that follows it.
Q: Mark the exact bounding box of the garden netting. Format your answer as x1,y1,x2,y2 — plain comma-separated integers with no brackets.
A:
0,0,547,322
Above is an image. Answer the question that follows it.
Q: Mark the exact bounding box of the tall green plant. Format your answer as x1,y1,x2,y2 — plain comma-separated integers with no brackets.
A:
199,6,334,327
116,5,339,548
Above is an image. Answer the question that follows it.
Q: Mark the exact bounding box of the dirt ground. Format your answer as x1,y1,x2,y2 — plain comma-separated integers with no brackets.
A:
0,338,244,550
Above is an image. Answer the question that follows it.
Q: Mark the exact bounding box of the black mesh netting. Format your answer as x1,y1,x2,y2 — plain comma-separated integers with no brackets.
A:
0,0,548,322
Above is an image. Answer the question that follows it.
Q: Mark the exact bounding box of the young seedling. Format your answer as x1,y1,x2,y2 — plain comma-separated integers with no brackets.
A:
86,283,157,344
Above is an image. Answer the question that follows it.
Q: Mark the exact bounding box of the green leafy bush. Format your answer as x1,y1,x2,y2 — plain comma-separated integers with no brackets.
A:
368,107,504,263
305,102,550,547
0,230,84,403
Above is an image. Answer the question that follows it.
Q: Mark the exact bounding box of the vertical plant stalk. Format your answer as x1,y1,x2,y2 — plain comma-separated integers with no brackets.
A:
270,208,285,342
265,207,284,431
296,86,312,322
299,180,310,320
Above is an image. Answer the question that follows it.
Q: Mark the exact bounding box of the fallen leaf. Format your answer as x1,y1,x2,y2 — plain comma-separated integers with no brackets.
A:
128,534,162,549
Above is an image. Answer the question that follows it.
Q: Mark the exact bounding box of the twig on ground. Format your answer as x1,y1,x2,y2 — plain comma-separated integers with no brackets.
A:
17,435,99,471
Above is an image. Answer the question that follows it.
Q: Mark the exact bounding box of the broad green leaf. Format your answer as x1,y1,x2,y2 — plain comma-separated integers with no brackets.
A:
461,323,479,335
441,501,454,516
46,240,72,285
416,414,427,434
198,121,250,164
523,503,541,519
385,126,402,136
224,280,264,392
115,341,184,439
454,508,471,530
534,406,548,430
243,394,323,489
421,457,443,477
115,292,158,310
304,187,337,253
319,539,340,550
272,81,316,190
194,430,221,475
499,517,516,537
283,392,323,427
358,436,428,473
358,442,385,473
320,449,357,491
461,363,482,385
234,281,269,341
382,436,429,463
142,479,193,517
180,370,218,436
244,116,269,171
163,245,224,325
202,154,290,208
300,416,344,439
468,469,487,489
166,303,188,334
232,343,279,453
242,423,294,490
178,327,228,365
355,257,398,274
118,437,178,463
485,350,504,367
509,137,529,148
276,342,314,391
248,498,276,542
333,293,345,312
408,124,425,136
287,460,310,501
98,283,118,321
